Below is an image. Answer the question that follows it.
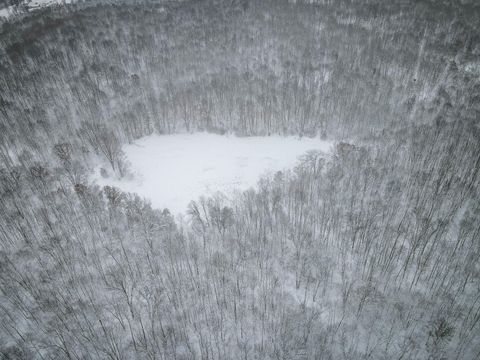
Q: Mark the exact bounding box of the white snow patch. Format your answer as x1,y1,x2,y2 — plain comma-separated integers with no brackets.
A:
91,132,332,214
0,0,72,18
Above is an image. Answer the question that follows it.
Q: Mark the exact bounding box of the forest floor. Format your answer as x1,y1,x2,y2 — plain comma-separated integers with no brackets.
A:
91,132,333,214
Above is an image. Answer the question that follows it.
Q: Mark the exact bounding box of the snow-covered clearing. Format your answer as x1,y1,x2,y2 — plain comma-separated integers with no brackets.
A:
0,0,72,18
92,133,333,214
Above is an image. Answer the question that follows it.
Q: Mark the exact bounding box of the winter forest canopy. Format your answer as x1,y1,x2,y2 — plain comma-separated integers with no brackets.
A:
0,0,480,359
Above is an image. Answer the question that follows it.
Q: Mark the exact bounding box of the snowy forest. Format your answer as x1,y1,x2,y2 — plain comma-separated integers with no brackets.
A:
0,0,480,359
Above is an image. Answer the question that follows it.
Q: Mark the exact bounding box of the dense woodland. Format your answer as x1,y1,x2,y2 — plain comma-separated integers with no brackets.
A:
0,0,480,359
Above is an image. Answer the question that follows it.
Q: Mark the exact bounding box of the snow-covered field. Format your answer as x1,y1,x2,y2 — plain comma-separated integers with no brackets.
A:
92,133,332,214
0,0,72,18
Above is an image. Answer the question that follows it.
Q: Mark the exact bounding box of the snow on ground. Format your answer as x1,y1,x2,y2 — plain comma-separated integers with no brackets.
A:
91,132,333,214
0,0,72,18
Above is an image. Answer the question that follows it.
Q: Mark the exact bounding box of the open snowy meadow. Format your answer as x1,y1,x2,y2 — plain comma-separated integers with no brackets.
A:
92,133,333,214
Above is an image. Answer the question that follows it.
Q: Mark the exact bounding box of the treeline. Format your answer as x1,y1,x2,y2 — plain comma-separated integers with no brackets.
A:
0,0,478,169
